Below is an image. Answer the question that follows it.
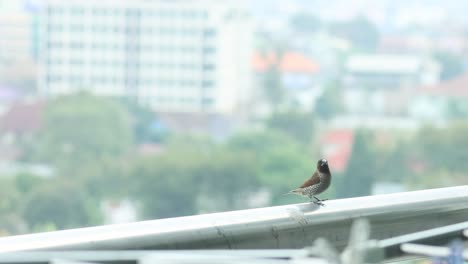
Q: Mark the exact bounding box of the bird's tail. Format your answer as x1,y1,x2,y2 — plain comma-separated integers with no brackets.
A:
283,188,302,196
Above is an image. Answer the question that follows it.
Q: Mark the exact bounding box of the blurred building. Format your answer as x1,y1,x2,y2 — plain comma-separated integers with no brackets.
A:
320,129,353,174
39,0,253,114
0,99,44,162
0,1,37,92
0,1,31,67
252,50,321,114
342,53,440,115
410,73,468,121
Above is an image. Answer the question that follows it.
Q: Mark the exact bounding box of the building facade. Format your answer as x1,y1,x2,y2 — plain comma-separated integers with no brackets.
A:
0,1,37,90
39,0,253,114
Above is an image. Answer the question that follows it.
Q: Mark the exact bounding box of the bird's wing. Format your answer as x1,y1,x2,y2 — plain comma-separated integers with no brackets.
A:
299,171,320,188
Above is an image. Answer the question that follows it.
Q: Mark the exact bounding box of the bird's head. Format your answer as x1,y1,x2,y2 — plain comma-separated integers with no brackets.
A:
317,159,330,173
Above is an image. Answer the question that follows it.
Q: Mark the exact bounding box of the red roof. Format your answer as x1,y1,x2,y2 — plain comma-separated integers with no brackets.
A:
252,51,320,74
252,52,276,72
0,100,45,134
321,130,354,173
417,73,468,98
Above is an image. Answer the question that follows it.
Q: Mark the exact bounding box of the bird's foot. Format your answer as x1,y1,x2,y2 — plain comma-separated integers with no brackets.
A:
313,200,325,206
311,197,328,206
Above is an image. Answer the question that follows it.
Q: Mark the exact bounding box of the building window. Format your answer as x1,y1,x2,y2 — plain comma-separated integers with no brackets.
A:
203,64,215,71
203,46,216,54
48,41,63,49
203,28,217,37
201,97,214,106
70,59,84,65
70,24,84,32
70,41,84,49
48,23,63,32
48,6,64,16
202,80,215,88
47,74,62,83
180,80,196,87
159,27,173,35
70,7,85,16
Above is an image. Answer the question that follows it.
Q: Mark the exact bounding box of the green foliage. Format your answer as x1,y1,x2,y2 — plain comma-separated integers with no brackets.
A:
120,99,167,143
15,173,44,194
415,122,468,174
446,99,468,119
132,143,261,218
0,179,20,214
314,81,344,120
0,179,27,235
195,149,260,211
227,130,295,155
22,180,102,231
290,13,321,33
266,110,315,145
375,142,412,183
263,65,285,111
228,131,315,204
33,93,133,173
132,152,200,219
82,156,134,200
434,52,464,81
337,130,376,198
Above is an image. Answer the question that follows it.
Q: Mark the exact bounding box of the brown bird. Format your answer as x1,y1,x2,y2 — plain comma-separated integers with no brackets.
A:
286,158,332,206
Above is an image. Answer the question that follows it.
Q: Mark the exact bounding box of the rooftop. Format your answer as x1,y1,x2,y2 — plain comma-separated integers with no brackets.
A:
346,54,427,74
417,72,468,98
252,51,319,74
321,129,354,173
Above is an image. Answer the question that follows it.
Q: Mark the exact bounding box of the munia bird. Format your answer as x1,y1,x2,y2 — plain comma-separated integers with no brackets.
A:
286,158,332,206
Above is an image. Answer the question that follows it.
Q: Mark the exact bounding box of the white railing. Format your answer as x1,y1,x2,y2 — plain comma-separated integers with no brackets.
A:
0,186,466,254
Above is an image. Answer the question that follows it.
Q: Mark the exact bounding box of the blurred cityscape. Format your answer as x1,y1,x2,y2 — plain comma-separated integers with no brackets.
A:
0,0,468,235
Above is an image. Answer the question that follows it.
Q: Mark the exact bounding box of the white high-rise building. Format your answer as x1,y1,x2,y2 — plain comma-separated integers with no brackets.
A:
0,1,36,85
39,0,253,114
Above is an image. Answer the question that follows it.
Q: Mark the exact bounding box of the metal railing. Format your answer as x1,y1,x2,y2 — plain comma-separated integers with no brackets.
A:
0,185,466,260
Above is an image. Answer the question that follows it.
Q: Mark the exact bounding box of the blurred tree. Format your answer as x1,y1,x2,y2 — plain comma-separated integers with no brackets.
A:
434,52,464,81
290,13,321,33
314,81,344,120
266,110,315,145
120,99,168,143
337,130,376,198
415,122,468,174
263,64,285,111
195,150,260,211
447,99,468,119
133,142,262,218
258,145,315,204
0,178,25,235
0,179,20,214
33,93,133,174
15,173,44,194
22,180,102,231
329,16,379,51
132,148,203,219
228,130,296,155
228,131,318,205
82,156,134,200
375,142,411,183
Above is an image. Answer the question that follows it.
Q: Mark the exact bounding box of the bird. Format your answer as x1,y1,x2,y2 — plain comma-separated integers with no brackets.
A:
285,158,332,206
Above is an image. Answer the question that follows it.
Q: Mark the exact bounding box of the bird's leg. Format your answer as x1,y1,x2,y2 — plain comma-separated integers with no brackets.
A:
313,196,328,202
313,196,327,206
